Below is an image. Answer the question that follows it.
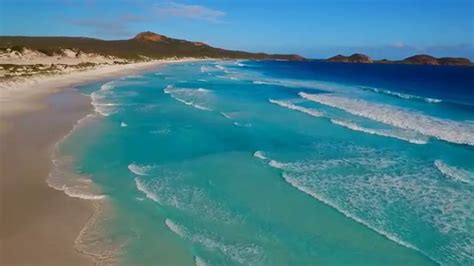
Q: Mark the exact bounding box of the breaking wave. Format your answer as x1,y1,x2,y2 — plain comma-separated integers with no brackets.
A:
269,98,427,144
360,86,442,103
299,92,474,146
134,176,237,224
164,85,213,111
48,156,106,200
253,78,336,92
264,148,474,265
330,119,428,144
128,163,156,176
434,160,473,185
269,99,324,117
90,81,118,116
253,151,267,160
164,218,263,264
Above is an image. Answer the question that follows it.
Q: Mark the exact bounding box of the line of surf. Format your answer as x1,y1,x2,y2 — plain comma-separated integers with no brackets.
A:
269,99,428,144
434,160,473,185
164,85,213,111
253,153,439,265
299,92,474,146
360,86,442,103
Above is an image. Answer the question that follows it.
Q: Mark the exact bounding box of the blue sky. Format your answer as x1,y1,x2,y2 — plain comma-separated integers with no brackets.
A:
1,0,473,59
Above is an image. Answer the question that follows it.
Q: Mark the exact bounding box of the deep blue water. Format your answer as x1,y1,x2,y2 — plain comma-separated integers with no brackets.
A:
50,60,474,265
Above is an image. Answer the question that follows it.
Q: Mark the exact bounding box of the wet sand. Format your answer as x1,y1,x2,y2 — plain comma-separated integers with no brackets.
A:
0,89,94,265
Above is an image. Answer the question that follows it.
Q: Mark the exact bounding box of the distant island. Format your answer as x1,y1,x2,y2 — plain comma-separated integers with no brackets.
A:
325,53,473,66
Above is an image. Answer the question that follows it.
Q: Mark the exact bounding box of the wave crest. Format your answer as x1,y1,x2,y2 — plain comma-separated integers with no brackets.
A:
434,160,473,184
164,85,213,111
299,92,474,146
360,86,442,103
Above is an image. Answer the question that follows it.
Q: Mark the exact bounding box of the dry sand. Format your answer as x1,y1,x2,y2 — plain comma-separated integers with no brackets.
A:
0,59,202,265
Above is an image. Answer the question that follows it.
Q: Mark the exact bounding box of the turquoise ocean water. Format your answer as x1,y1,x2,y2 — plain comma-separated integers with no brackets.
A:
49,60,473,265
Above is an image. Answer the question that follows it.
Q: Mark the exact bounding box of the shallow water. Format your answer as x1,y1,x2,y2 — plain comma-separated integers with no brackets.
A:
53,60,474,265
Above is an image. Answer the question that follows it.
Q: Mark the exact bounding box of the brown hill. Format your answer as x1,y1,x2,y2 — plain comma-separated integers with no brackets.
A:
0,31,304,61
327,53,373,63
400,55,439,65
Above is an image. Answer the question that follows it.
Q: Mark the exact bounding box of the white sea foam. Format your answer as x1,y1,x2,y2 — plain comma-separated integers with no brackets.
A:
266,149,473,265
360,86,442,103
280,172,420,252
164,85,213,111
60,190,107,200
253,151,267,160
90,81,119,116
134,178,161,203
268,160,286,169
220,112,233,120
135,176,237,224
48,156,106,200
330,119,428,144
269,99,324,117
200,66,217,73
434,160,473,184
254,78,336,91
195,256,207,266
165,218,186,238
164,219,262,264
270,98,428,144
128,163,155,176
123,74,143,79
233,122,251,127
47,114,107,201
299,92,474,146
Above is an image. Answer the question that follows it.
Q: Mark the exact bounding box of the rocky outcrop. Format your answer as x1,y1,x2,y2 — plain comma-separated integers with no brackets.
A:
327,53,373,63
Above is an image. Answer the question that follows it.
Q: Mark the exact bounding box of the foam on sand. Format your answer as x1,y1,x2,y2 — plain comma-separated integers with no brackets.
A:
164,85,213,111
299,92,474,146
360,86,442,103
434,160,473,185
48,156,106,200
269,99,324,117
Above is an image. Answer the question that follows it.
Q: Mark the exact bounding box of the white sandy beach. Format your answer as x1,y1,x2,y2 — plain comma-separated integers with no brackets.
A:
0,58,203,265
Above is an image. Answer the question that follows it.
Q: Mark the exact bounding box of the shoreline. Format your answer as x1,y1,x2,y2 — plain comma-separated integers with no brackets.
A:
0,58,199,265
0,58,206,133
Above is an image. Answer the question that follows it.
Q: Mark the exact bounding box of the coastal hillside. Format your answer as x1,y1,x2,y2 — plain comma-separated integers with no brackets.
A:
325,53,473,66
0,31,304,79
327,53,373,63
0,31,304,61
